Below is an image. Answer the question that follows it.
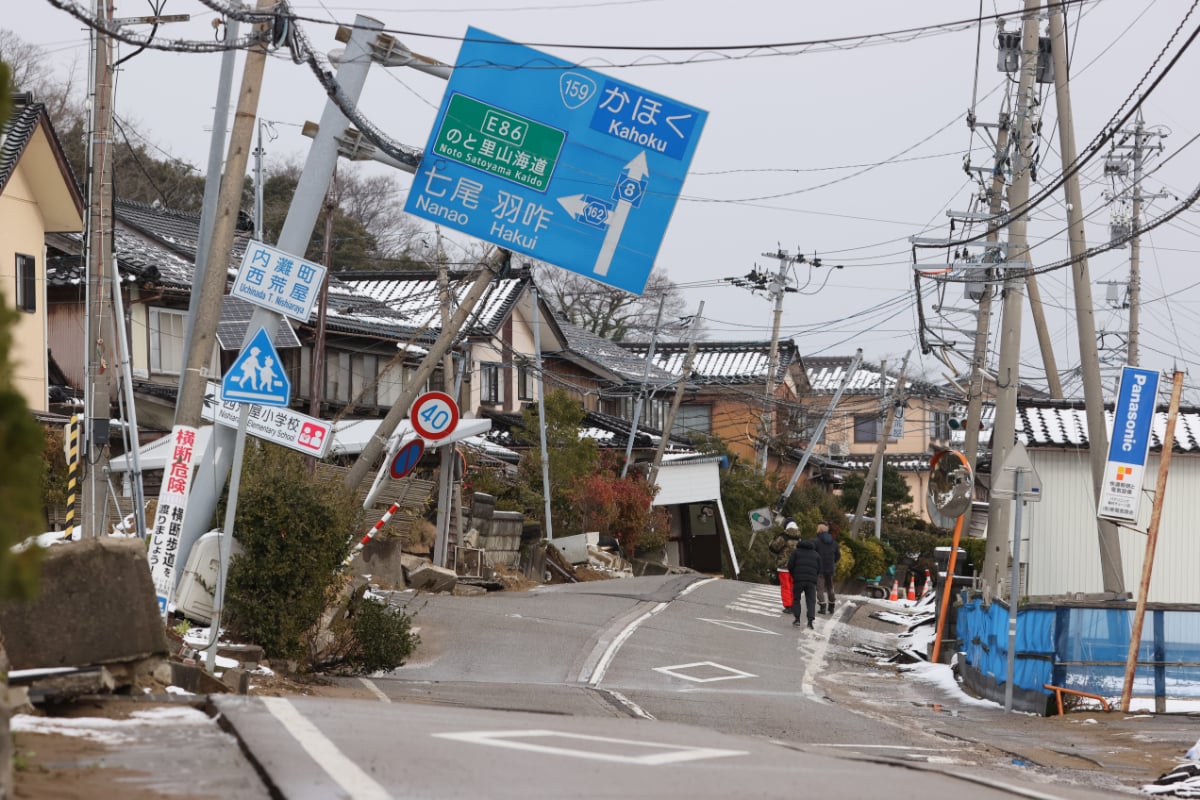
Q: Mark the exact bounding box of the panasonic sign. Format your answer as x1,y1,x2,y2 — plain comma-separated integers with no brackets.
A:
1098,366,1161,523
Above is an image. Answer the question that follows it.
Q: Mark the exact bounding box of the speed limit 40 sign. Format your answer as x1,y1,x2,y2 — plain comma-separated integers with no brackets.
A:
410,391,460,440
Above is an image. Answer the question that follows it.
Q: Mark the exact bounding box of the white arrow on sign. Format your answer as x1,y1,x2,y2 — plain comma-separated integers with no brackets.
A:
594,151,648,277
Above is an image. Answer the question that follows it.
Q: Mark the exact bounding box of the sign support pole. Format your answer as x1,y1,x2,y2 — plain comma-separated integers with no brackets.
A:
1120,370,1184,712
1004,468,1026,713
204,404,251,673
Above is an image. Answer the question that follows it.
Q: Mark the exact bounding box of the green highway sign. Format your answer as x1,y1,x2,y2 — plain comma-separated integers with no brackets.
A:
431,93,566,192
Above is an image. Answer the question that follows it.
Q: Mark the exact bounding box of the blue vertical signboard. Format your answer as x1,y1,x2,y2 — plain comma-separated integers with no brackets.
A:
405,28,707,296
1098,366,1161,522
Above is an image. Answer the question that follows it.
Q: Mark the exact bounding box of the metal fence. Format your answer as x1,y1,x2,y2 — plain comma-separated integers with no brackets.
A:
957,595,1200,706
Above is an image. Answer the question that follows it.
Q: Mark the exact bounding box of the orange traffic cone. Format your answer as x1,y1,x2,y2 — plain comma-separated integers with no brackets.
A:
922,569,933,597
888,580,899,602
906,574,917,601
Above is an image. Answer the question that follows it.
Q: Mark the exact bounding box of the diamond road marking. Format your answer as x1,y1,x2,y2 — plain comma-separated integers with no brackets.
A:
433,729,746,765
653,661,758,683
697,618,781,635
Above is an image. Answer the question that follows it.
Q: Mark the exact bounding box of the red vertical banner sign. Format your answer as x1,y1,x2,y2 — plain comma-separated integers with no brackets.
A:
148,425,198,616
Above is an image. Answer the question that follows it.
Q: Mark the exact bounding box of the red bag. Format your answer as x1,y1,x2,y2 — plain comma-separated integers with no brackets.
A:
778,568,793,608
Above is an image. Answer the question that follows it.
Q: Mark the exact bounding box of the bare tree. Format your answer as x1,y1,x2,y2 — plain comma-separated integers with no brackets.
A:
534,264,694,342
0,29,83,122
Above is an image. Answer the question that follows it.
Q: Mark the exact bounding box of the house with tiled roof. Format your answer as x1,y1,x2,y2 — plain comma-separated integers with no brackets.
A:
44,201,434,430
1005,398,1200,603
338,267,567,418
621,339,808,470
803,355,959,523
544,319,677,423
0,93,84,412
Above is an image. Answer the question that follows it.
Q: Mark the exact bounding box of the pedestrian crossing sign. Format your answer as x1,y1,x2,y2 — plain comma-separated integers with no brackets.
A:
221,326,291,407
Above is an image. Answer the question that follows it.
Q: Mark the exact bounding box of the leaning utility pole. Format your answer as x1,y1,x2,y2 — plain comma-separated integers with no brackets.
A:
848,351,909,539
648,301,704,488
982,0,1040,597
959,110,1011,538
757,249,797,472
172,0,273,438
1047,2,1125,594
81,0,116,539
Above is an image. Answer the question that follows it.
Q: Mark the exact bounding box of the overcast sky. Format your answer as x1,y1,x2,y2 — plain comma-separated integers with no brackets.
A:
8,1,1200,401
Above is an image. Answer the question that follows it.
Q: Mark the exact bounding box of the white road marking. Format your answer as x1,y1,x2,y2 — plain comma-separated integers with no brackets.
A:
678,576,719,597
358,677,391,703
726,605,779,618
698,618,781,635
599,688,656,720
585,602,668,686
653,661,757,683
433,729,746,765
260,697,392,800
799,617,834,700
726,586,786,617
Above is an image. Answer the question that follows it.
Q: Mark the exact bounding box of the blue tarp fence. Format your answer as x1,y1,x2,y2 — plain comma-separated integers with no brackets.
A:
957,594,1200,700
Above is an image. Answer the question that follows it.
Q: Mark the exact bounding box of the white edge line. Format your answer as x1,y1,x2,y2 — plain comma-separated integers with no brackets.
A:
260,697,392,800
588,602,668,686
678,576,719,597
358,677,391,703
601,689,656,720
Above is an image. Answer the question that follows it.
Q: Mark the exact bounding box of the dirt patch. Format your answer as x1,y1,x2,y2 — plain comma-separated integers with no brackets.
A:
13,730,182,800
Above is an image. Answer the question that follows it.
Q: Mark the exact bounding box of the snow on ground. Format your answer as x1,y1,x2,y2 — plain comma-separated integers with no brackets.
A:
11,706,211,745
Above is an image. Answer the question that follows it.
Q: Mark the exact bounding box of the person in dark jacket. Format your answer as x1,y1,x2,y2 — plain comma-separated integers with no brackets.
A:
786,538,821,628
814,523,840,614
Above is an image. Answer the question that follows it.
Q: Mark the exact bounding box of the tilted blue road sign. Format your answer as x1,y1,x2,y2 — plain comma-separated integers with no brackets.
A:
221,326,291,407
405,27,707,296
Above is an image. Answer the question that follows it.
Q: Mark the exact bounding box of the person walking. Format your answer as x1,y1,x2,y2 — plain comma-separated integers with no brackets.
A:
814,522,840,614
769,519,802,612
787,536,821,629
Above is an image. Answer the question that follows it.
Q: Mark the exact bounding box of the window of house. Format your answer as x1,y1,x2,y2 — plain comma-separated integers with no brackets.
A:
149,308,187,374
15,254,35,313
673,404,712,437
853,414,879,443
480,362,502,404
517,363,533,402
791,410,825,444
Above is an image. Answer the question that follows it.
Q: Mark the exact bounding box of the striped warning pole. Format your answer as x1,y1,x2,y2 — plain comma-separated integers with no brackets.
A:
341,500,402,569
62,415,81,541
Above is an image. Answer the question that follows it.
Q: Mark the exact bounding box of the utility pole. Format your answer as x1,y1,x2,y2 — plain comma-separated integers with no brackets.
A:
81,0,116,539
621,296,666,478
731,250,798,472
982,0,1040,597
1107,109,1166,368
1048,2,1125,594
172,15,386,584
848,353,909,539
648,301,704,488
172,0,273,437
959,109,1011,538
307,177,335,422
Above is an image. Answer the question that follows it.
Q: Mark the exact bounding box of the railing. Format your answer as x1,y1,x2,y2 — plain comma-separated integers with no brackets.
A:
956,594,1200,711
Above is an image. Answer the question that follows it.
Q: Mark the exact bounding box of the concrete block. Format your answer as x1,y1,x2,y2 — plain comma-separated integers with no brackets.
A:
26,667,115,703
216,643,263,669
221,667,251,694
452,583,487,597
400,553,431,578
0,538,168,670
407,563,457,593
358,536,408,590
169,662,228,695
